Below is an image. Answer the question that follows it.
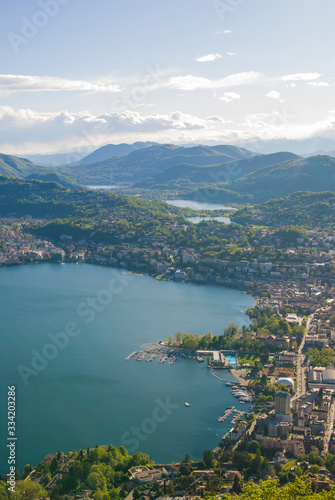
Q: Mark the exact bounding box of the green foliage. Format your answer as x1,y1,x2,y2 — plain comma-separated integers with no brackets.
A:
203,449,215,468
26,172,83,190
306,347,335,367
219,477,335,499
231,155,335,203
12,480,48,499
28,445,152,499
232,191,335,227
0,154,46,178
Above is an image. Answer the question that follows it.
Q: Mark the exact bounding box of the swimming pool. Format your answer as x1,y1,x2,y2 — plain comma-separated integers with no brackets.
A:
226,354,237,366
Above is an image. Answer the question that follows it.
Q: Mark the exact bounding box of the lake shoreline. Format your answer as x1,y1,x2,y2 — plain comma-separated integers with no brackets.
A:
0,264,254,472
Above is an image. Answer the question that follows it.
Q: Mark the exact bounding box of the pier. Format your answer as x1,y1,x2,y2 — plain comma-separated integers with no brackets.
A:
125,351,138,360
217,406,235,422
136,352,147,361
217,407,246,423
212,372,226,382
146,353,157,362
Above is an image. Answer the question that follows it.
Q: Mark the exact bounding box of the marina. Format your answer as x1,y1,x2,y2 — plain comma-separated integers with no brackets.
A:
217,407,246,423
146,353,157,362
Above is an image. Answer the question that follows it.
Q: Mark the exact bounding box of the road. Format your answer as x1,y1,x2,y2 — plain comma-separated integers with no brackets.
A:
322,400,335,457
292,314,313,402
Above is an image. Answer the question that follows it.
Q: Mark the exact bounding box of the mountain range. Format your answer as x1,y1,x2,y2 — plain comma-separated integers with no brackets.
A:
1,142,335,204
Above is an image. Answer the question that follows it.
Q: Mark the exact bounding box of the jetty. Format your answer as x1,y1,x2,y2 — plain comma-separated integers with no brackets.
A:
146,353,157,362
169,356,176,365
231,410,246,424
212,372,226,382
125,351,138,360
217,406,235,422
160,355,168,363
136,352,147,361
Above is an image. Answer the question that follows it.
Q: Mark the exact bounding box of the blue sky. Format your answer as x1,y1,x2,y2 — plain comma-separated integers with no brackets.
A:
0,0,334,153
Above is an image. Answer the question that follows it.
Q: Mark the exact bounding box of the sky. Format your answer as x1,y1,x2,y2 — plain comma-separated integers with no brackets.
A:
0,0,335,154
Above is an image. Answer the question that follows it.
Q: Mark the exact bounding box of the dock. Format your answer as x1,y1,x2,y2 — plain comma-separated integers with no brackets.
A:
136,352,147,361
146,354,157,362
169,356,176,365
217,406,235,422
160,355,168,363
217,407,246,423
125,351,138,360
212,372,226,382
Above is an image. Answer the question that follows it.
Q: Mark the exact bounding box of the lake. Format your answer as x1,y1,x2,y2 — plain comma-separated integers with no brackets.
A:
187,216,231,224
0,264,254,473
165,200,237,211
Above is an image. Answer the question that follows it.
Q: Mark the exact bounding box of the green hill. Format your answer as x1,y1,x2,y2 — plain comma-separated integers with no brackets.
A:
135,151,300,190
0,153,45,177
78,141,157,165
231,191,335,227
232,155,335,201
26,172,84,190
183,186,254,204
64,144,257,186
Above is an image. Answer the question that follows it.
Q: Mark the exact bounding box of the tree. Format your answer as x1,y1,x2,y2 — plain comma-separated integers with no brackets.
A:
260,349,270,364
14,481,48,499
295,466,303,477
180,454,192,476
21,464,33,480
309,464,320,475
232,474,242,494
203,449,214,468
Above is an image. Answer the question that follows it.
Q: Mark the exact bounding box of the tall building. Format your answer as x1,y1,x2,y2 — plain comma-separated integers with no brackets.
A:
275,391,291,414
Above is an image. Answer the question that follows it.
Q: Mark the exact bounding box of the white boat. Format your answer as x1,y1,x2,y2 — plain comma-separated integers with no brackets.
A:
184,402,191,407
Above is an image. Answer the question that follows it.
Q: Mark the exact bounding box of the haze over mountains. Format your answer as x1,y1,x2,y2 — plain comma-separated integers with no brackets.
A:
1,142,335,204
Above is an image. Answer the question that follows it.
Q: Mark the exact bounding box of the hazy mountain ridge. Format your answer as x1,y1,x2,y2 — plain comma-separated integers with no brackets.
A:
25,172,83,190
65,144,258,185
2,144,335,204
231,155,335,201
78,141,157,165
0,153,46,178
135,151,300,190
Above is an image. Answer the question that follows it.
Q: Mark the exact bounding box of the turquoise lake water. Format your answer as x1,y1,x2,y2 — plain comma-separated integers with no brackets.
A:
0,264,254,473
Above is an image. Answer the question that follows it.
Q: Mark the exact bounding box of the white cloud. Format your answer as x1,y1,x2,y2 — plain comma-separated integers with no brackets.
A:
167,71,262,91
218,92,241,103
282,72,321,82
226,52,237,56
195,53,222,62
266,90,284,102
307,81,329,87
0,74,121,96
207,116,226,123
241,111,335,140
216,30,232,34
0,106,210,153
